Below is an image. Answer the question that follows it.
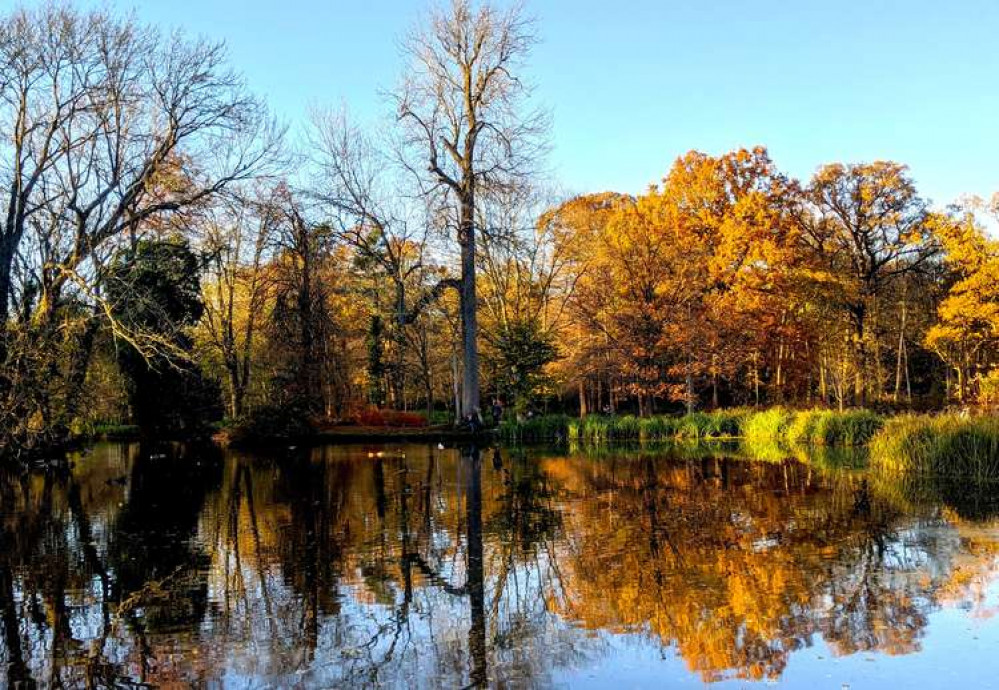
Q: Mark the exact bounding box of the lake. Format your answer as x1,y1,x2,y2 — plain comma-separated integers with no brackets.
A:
3,441,999,688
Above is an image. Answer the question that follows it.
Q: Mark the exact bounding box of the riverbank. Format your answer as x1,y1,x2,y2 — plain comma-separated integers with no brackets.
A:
44,408,999,480
314,425,494,444
499,408,885,445
500,408,999,478
213,422,496,448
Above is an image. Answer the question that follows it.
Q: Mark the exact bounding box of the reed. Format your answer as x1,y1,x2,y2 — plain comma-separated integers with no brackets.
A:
739,437,793,463
786,410,823,447
785,409,884,446
870,414,999,479
505,408,999,481
566,410,752,443
742,407,794,445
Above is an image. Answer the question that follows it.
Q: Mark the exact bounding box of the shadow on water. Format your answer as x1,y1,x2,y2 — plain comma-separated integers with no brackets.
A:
4,440,999,686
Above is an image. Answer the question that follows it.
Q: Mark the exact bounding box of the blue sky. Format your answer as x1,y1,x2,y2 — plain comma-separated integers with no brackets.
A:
98,0,998,208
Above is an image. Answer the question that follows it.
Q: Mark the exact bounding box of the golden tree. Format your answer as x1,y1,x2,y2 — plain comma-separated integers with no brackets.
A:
926,201,999,404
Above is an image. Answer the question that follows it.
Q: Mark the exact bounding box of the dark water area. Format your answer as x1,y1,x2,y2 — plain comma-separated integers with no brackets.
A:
3,442,999,688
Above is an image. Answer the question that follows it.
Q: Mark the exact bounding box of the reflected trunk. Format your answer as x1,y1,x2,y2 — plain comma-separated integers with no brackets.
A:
463,445,487,687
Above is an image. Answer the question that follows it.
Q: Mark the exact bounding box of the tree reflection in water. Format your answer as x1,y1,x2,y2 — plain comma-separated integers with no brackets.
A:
3,442,999,687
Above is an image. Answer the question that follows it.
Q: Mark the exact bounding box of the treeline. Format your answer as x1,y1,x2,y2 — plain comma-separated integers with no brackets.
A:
549,152,998,416
1,2,996,456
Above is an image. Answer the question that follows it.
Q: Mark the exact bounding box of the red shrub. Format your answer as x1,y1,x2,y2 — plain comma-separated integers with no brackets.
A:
383,411,428,428
353,408,428,428
355,408,386,426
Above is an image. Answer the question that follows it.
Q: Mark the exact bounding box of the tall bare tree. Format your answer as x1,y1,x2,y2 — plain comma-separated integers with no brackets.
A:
0,5,279,447
394,0,547,418
199,186,280,417
309,108,441,409
0,5,279,339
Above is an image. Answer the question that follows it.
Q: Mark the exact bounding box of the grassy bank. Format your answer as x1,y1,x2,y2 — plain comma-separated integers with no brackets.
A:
71,423,142,442
744,408,884,447
501,408,883,446
871,415,999,479
568,410,750,442
499,414,573,443
501,408,999,478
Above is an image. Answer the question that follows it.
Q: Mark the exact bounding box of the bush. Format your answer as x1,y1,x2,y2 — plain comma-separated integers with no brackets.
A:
356,408,381,426
228,402,314,443
978,370,999,409
428,410,453,426
353,408,429,427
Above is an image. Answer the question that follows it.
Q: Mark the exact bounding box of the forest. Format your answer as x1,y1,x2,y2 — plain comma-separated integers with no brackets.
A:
1,1,997,460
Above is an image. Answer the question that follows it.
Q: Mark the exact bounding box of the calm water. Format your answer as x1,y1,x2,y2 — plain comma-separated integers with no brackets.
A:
3,442,999,689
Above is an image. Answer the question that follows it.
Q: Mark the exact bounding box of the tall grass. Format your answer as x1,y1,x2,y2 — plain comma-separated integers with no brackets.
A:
743,408,882,464
501,407,999,480
870,415,999,479
505,407,885,447
786,409,884,446
566,410,752,443
742,407,794,445
70,421,141,440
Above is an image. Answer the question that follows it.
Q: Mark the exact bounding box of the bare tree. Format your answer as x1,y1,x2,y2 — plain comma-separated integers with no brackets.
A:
394,0,548,418
0,5,280,448
0,5,280,342
477,184,577,335
308,107,444,408
199,186,280,417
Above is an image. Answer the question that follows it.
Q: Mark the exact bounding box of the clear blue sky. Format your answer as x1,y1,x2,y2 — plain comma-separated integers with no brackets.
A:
96,0,998,208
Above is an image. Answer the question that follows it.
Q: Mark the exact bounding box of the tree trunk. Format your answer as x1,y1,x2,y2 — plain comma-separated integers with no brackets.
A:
0,233,15,329
451,350,461,419
753,353,761,407
458,193,480,419
425,375,434,422
298,241,317,411
578,380,587,418
819,354,827,405
229,377,245,419
894,282,908,404
393,280,408,409
464,446,487,686
852,303,867,407
685,361,694,415
711,354,719,410
63,318,101,424
775,341,784,403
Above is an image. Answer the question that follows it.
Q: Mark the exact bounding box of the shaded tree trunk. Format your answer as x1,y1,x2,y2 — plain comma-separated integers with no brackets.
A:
459,193,480,418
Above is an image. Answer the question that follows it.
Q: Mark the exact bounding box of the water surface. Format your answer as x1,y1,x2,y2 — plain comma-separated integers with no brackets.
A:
3,441,999,688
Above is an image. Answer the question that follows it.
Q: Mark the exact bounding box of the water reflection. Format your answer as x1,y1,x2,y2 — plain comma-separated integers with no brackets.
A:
3,442,999,687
